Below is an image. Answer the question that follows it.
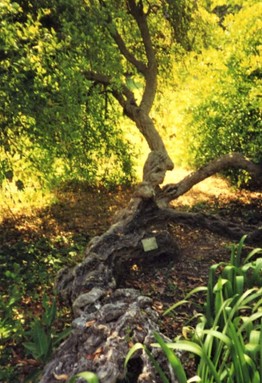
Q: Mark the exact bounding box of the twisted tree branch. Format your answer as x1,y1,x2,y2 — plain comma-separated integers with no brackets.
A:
157,153,262,205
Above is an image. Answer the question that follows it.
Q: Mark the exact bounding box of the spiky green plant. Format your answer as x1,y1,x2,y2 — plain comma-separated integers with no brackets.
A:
126,237,262,383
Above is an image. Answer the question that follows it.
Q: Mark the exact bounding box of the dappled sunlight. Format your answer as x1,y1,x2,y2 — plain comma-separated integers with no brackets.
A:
0,179,56,223
0,183,135,241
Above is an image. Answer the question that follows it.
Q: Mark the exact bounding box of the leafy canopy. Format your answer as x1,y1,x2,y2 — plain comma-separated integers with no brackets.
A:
0,0,261,188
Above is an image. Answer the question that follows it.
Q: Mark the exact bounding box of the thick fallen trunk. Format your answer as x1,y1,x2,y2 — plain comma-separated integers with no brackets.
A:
39,189,261,383
40,200,180,383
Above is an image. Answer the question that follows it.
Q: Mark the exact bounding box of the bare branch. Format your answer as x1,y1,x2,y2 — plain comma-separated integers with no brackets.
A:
157,153,262,204
110,29,147,75
126,0,155,62
83,70,137,108
84,71,111,86
160,208,262,244
97,0,147,74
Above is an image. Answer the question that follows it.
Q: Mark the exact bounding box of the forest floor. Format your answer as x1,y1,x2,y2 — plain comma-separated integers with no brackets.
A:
1,169,262,381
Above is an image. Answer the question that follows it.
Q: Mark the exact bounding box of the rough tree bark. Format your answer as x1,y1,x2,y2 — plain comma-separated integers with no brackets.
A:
39,2,262,382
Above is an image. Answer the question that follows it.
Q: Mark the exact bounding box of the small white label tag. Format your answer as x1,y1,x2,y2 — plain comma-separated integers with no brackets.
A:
142,237,158,252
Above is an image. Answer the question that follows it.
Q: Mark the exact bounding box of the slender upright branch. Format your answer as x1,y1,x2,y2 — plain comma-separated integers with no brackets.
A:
110,29,147,75
98,0,147,74
126,0,158,113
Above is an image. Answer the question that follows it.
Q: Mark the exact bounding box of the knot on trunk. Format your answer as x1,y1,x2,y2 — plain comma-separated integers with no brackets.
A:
143,151,172,186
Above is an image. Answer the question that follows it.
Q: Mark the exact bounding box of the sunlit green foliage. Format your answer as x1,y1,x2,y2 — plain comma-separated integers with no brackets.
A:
0,0,134,188
23,295,71,381
170,1,261,183
68,371,99,383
